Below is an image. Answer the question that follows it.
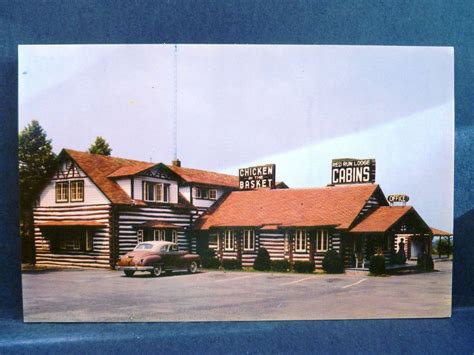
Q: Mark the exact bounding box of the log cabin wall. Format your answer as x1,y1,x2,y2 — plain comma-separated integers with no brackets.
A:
117,205,195,255
33,204,112,268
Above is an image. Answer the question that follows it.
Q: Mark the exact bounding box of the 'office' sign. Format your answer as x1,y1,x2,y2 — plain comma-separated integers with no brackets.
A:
239,164,275,190
331,158,376,185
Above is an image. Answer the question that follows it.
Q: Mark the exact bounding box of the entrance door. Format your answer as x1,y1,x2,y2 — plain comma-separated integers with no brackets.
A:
410,237,424,259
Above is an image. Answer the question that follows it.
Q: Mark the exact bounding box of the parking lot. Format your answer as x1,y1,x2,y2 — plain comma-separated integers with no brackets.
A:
22,261,452,322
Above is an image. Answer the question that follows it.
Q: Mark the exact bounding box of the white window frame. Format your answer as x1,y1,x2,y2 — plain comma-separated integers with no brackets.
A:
55,181,69,202
59,236,81,251
144,181,170,202
224,230,235,251
194,187,202,199
172,230,178,244
70,180,84,202
316,230,329,252
85,229,93,251
209,189,217,200
295,230,307,252
137,229,144,243
243,230,255,251
153,229,166,241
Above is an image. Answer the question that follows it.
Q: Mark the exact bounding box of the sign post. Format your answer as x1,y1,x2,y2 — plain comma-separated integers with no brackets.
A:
331,158,376,185
387,194,410,206
239,164,276,190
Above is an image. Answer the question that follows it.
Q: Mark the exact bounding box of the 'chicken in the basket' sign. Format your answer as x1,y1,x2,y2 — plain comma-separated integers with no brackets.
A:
331,158,376,185
239,164,276,190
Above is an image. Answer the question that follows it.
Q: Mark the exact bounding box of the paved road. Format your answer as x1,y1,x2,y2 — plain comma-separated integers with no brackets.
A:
22,261,452,322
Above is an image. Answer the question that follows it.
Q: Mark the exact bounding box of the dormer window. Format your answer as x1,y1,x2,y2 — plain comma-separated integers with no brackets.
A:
195,187,217,200
144,181,170,202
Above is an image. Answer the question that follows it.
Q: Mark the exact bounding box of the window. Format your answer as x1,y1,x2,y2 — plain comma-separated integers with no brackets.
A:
316,230,329,252
209,189,217,200
85,230,93,251
194,187,217,200
295,230,307,252
59,236,81,251
137,229,144,243
243,230,255,251
55,182,69,202
172,230,178,244
70,180,84,202
224,230,235,251
154,229,166,241
143,182,170,202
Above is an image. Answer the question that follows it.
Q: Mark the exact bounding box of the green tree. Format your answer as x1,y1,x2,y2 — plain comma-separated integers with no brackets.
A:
19,120,56,253
88,136,112,156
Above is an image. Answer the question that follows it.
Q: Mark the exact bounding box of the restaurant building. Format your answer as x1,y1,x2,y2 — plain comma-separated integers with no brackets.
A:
193,183,435,268
33,149,240,268
33,150,444,270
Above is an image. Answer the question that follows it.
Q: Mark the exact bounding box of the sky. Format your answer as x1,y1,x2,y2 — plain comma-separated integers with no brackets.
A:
18,44,454,231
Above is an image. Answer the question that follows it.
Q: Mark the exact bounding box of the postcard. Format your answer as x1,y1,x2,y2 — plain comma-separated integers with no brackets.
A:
19,44,453,322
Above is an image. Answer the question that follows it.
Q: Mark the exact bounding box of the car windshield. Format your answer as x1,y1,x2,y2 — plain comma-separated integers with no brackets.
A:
135,243,154,250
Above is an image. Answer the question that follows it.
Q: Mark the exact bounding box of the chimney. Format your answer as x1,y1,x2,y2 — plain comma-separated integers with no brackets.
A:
172,158,181,167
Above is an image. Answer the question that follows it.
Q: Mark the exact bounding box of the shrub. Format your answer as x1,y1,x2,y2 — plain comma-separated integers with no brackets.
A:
253,247,271,271
271,259,291,272
437,239,453,258
369,255,386,275
199,248,221,269
223,258,242,270
202,257,221,269
293,261,315,273
417,254,434,271
322,250,344,274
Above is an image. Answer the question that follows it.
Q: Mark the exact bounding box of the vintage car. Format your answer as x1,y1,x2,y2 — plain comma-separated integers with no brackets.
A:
117,241,200,277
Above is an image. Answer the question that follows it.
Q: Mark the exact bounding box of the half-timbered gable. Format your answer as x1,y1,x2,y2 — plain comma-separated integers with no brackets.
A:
39,158,110,206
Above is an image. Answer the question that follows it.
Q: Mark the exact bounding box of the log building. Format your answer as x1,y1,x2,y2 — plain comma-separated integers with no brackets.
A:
33,149,443,270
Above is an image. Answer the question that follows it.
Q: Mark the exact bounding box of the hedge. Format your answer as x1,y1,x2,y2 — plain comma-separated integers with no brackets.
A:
199,248,221,269
223,258,242,270
253,247,271,271
322,250,344,274
293,261,315,273
417,254,434,271
369,255,386,275
271,259,291,272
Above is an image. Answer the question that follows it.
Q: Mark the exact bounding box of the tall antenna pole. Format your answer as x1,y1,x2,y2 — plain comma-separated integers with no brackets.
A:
173,44,178,160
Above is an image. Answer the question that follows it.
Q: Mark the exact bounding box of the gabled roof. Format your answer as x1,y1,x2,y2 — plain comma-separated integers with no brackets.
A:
350,206,414,233
167,165,239,188
61,149,238,205
64,149,148,205
195,184,380,230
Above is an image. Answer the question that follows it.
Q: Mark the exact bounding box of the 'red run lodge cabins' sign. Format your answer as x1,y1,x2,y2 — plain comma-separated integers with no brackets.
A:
331,158,376,185
239,164,276,190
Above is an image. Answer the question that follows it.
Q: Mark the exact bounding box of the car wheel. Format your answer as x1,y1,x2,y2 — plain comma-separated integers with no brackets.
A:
189,261,198,274
151,265,162,277
124,270,135,277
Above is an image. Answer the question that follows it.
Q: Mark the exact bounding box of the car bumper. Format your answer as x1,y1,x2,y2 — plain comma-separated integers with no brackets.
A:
116,266,154,272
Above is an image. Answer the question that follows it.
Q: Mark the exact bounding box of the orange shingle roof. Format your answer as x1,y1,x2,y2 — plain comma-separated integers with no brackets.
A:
167,165,239,188
195,184,380,230
63,149,238,205
65,149,151,205
107,164,155,178
350,206,413,233
430,227,453,236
